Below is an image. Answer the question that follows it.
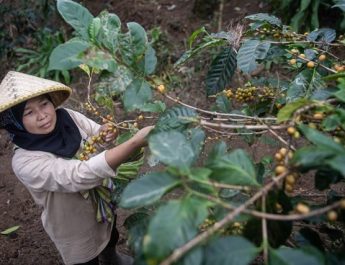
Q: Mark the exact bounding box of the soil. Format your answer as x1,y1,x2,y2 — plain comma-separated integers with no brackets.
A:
3,1,341,265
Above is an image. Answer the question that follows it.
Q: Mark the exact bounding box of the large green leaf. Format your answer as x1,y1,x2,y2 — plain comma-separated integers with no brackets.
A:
277,99,313,122
286,70,326,102
154,106,198,132
48,39,90,70
269,247,324,265
143,197,209,261
137,44,157,75
84,49,117,72
208,149,259,186
98,11,121,52
205,47,237,96
204,236,259,265
123,79,152,111
120,22,148,66
237,40,271,74
95,65,134,96
57,0,94,40
185,128,205,159
119,172,180,208
215,94,232,113
149,131,196,170
307,28,336,43
205,141,228,166
138,101,166,113
326,155,345,176
298,124,345,153
291,146,335,171
245,13,282,27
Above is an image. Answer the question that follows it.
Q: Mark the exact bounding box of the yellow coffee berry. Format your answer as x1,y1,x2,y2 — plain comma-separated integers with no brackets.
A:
157,84,166,93
137,115,144,120
307,61,315,68
327,210,338,222
287,127,296,135
285,183,294,193
318,54,326,61
274,152,283,161
279,147,288,157
275,165,287,175
295,203,310,214
340,199,345,209
293,131,300,139
286,174,296,185
313,112,324,120
289,59,297,65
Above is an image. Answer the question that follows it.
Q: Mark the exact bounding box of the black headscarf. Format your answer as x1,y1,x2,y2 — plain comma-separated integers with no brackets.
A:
0,98,82,158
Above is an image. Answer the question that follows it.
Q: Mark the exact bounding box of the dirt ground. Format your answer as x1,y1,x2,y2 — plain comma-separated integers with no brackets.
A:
0,0,277,264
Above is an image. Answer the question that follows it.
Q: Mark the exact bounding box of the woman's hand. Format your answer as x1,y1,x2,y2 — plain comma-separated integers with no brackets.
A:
99,123,118,143
132,125,155,147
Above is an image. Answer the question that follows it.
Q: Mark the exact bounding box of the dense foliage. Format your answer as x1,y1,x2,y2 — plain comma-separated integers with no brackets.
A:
47,1,345,264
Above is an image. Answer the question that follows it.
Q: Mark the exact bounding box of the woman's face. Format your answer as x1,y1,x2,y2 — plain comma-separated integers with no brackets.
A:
22,95,57,134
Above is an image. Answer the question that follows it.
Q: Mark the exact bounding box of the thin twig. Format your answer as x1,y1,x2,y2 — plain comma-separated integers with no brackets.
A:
262,195,268,265
200,119,287,131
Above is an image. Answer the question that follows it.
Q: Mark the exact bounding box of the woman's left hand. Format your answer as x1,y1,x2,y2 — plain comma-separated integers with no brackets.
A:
99,123,118,143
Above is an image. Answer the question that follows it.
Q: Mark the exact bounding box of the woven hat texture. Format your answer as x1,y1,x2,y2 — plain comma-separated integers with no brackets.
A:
0,71,72,113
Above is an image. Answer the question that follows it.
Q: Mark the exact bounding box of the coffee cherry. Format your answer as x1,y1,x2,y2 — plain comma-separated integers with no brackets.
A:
274,152,283,161
285,183,294,193
287,127,296,135
157,84,166,93
313,112,324,120
275,165,287,175
137,115,144,120
307,61,315,68
279,147,288,157
286,174,296,185
289,59,297,65
293,131,300,139
327,210,338,221
340,199,345,209
318,54,326,61
275,203,283,213
295,203,310,214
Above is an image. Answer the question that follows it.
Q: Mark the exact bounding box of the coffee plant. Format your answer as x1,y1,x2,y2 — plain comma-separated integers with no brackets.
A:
49,1,345,264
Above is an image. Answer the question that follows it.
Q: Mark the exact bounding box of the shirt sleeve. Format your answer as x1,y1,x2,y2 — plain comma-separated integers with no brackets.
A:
12,149,116,193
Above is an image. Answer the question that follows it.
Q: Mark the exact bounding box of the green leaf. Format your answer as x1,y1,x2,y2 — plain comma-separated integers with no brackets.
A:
333,0,345,11
154,106,198,132
277,99,313,122
123,79,152,111
245,13,282,27
204,236,259,265
215,94,232,113
334,88,345,102
98,11,121,52
149,131,196,170
298,124,345,153
326,155,345,176
291,146,335,171
57,0,94,40
206,141,228,166
119,172,180,208
138,100,166,113
174,38,224,66
286,70,326,102
269,246,324,265
206,47,237,96
143,197,209,261
187,26,207,48
137,44,157,75
307,28,336,43
84,49,117,72
1,225,20,235
48,39,90,70
237,40,270,74
188,167,212,182
185,128,205,159
95,65,133,95
208,149,259,186
88,17,101,44
120,22,148,66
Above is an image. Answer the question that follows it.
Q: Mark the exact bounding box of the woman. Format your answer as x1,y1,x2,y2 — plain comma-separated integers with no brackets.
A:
0,71,153,265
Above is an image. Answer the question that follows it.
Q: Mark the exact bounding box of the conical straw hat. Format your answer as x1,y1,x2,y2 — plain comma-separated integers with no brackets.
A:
0,71,72,113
